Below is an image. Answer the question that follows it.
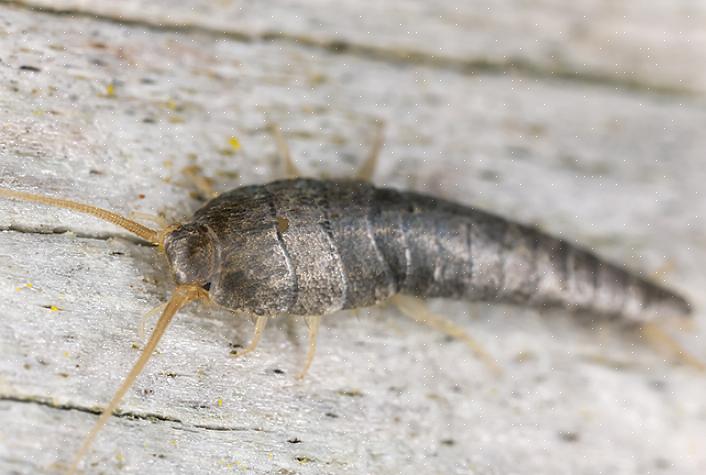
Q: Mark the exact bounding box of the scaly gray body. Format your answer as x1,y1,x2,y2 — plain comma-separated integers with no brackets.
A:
164,178,690,322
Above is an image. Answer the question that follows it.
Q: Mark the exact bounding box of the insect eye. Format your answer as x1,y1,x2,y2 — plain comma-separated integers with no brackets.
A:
201,282,212,291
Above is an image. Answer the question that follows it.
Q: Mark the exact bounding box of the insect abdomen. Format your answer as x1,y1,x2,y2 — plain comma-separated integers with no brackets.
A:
370,188,690,322
195,179,689,321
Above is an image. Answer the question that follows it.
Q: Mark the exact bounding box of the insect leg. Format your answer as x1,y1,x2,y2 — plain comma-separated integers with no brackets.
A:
269,123,302,178
137,302,168,341
181,164,219,200
640,322,705,371
390,295,502,375
230,315,269,358
355,120,385,181
297,315,322,379
66,284,207,475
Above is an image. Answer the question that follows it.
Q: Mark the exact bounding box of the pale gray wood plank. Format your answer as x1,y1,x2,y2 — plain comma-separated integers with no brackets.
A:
1,4,705,475
8,0,706,94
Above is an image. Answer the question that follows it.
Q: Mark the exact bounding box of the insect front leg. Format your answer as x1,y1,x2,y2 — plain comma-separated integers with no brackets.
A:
355,120,385,181
138,302,168,341
229,313,322,378
230,315,269,358
269,122,302,178
297,315,322,379
390,295,502,375
181,164,219,200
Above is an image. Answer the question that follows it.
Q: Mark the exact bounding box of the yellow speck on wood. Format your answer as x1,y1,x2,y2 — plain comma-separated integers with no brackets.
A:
276,216,289,233
165,99,178,110
218,458,234,469
49,305,60,312
217,398,223,407
105,83,116,97
228,136,241,151
62,351,70,358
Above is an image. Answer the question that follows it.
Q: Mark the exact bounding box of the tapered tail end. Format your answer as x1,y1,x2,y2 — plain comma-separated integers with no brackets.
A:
632,282,693,325
665,292,692,318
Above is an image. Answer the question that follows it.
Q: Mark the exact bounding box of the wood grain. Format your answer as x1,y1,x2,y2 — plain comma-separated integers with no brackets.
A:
1,3,705,474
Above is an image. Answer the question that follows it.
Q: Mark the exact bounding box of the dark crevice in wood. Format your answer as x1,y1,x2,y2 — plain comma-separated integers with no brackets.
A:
0,225,156,247
0,393,271,432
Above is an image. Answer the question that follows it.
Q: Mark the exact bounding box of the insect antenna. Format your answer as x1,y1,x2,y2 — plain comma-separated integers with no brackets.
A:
0,187,162,245
66,284,208,475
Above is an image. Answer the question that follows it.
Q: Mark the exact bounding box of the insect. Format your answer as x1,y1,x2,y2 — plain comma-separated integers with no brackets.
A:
0,126,696,474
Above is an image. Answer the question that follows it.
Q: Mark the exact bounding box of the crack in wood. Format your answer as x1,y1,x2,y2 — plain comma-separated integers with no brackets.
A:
0,394,270,433
1,0,693,97
0,225,156,247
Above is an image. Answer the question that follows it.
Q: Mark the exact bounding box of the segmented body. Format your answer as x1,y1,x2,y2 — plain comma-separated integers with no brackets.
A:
0,175,695,474
165,178,690,321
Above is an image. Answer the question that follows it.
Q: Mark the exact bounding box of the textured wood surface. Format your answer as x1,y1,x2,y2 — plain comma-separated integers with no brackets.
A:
1,3,705,474
10,0,706,95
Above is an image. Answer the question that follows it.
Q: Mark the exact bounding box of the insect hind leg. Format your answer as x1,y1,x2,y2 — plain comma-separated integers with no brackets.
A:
390,295,502,375
640,321,705,371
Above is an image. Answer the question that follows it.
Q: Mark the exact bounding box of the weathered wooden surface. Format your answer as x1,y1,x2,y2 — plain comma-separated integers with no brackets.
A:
1,3,706,475
10,0,706,95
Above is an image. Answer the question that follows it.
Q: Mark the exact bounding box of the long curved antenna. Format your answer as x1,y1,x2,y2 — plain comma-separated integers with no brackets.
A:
0,187,161,245
66,284,208,475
